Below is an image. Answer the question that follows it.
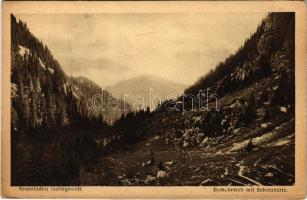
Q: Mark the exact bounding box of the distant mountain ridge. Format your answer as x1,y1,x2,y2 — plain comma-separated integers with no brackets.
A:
106,74,187,110
69,76,132,124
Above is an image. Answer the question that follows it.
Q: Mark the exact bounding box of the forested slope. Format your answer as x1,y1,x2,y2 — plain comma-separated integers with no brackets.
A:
10,14,130,185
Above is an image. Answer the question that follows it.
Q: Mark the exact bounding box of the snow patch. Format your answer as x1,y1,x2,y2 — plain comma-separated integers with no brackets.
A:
273,140,291,146
200,179,214,185
48,68,54,74
280,106,287,113
63,83,67,95
229,140,250,152
11,83,18,98
73,86,80,92
18,45,29,56
72,91,79,99
270,134,294,147
227,131,276,153
38,58,46,70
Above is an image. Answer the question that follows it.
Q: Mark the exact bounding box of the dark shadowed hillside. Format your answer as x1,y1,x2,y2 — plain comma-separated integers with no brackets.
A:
69,76,131,124
10,14,130,185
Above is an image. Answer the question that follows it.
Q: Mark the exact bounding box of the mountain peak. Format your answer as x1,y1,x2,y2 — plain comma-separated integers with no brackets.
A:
106,74,187,110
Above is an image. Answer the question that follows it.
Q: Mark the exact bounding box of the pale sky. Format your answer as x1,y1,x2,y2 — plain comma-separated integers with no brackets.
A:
16,13,267,87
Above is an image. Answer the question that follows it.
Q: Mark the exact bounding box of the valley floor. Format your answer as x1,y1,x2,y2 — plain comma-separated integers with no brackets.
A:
80,118,294,186
79,76,295,186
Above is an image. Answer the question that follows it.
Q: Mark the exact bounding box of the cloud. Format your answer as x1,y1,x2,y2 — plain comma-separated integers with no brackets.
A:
64,58,129,73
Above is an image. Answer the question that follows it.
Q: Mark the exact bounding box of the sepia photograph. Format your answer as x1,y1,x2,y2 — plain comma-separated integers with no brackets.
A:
2,1,307,199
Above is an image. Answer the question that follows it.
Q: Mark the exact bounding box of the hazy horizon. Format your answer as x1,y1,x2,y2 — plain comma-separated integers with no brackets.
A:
16,13,267,88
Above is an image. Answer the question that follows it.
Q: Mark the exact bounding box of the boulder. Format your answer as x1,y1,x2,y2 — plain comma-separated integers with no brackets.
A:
199,137,209,147
196,133,205,144
233,128,240,135
146,160,153,166
165,138,169,144
183,129,191,138
165,161,174,165
202,137,209,144
197,132,205,138
194,127,200,133
145,175,156,182
261,123,268,128
265,172,274,177
154,135,160,140
190,135,197,143
280,106,287,113
183,141,189,148
184,134,191,141
157,170,167,178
